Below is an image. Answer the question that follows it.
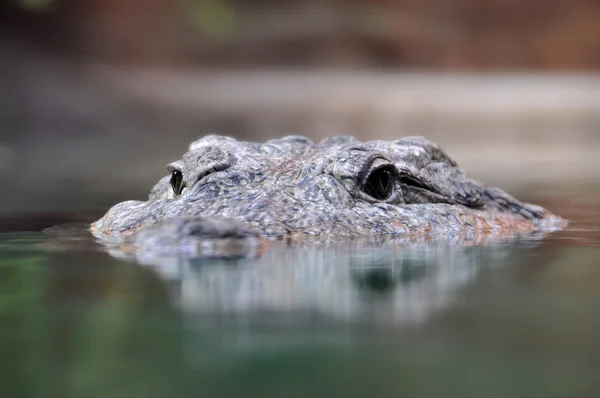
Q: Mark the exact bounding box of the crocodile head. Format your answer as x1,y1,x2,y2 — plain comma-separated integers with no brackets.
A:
91,135,564,247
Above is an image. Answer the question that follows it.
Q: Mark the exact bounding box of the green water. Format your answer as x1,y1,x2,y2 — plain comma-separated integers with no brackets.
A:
1,196,599,398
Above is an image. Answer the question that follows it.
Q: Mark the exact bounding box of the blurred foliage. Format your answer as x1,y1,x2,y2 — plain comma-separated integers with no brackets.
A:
189,0,236,39
6,0,600,68
16,0,54,11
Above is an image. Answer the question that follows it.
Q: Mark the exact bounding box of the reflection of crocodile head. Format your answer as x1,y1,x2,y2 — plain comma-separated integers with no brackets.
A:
136,238,529,326
91,135,565,254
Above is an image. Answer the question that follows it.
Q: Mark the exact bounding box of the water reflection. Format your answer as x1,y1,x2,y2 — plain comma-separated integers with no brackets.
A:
112,233,548,326
3,211,600,398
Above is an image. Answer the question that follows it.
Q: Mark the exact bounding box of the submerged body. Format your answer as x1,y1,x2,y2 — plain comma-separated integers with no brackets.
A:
91,135,564,251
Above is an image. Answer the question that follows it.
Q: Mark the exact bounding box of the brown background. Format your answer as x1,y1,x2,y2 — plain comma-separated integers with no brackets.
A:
1,0,599,211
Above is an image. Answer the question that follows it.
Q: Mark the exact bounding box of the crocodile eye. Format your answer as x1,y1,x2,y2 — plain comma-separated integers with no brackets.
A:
170,170,184,195
363,165,395,200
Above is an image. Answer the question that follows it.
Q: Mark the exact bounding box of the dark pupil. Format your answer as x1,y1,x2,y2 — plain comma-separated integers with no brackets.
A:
170,170,184,195
364,166,394,200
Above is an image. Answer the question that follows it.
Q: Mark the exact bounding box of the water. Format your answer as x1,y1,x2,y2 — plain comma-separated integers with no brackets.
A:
1,195,599,398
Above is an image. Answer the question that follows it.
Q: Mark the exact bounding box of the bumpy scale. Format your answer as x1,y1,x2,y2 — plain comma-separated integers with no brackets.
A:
91,135,565,247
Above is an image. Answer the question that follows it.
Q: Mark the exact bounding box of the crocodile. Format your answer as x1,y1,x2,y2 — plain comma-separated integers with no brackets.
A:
91,135,565,255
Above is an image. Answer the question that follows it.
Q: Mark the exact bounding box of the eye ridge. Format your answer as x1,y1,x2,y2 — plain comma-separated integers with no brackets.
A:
398,172,440,195
170,170,185,195
363,165,396,200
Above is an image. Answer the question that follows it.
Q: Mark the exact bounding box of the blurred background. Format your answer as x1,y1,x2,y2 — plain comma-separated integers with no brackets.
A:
1,0,599,211
2,3,600,398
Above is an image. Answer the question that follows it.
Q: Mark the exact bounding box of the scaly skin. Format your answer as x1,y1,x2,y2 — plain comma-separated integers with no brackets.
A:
91,135,565,249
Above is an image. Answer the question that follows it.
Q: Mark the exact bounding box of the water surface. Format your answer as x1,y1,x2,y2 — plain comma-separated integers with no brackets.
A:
1,193,599,398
